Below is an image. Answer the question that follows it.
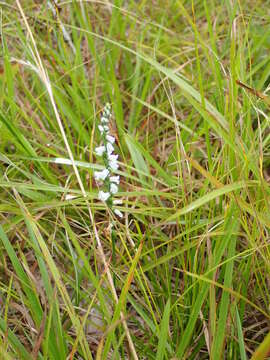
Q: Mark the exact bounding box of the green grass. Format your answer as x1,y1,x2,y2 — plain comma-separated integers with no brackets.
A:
1,0,270,359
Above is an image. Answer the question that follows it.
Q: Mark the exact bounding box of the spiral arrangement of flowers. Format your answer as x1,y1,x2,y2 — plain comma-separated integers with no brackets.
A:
94,103,123,218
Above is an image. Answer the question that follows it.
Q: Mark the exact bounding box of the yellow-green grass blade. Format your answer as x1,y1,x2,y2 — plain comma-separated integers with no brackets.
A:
0,226,43,325
156,299,171,360
175,205,239,358
0,317,32,360
211,225,237,359
251,331,270,360
166,181,254,222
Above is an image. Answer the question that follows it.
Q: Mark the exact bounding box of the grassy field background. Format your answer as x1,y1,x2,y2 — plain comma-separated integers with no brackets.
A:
1,0,270,359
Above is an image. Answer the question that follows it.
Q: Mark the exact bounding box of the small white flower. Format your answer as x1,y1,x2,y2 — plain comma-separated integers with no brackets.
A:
106,135,115,144
110,176,120,184
106,142,114,155
101,116,109,123
98,125,109,134
108,154,118,162
110,183,118,194
98,125,105,133
104,104,111,116
98,191,110,202
114,209,123,218
109,160,119,171
95,145,106,156
94,169,109,181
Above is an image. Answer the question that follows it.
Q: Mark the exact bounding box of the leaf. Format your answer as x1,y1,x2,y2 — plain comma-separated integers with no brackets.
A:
251,331,270,360
0,225,43,325
0,318,32,360
236,307,247,360
166,181,252,222
176,206,239,358
125,133,150,184
211,230,236,358
156,299,171,360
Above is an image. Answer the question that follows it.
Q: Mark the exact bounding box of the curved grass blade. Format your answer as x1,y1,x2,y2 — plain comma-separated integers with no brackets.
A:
251,331,270,360
166,181,253,222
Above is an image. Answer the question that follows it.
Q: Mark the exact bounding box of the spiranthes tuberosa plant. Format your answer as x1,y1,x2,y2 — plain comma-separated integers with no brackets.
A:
94,103,123,268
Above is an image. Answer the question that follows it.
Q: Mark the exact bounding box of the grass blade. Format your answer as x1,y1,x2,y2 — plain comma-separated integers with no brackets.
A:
156,299,171,360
